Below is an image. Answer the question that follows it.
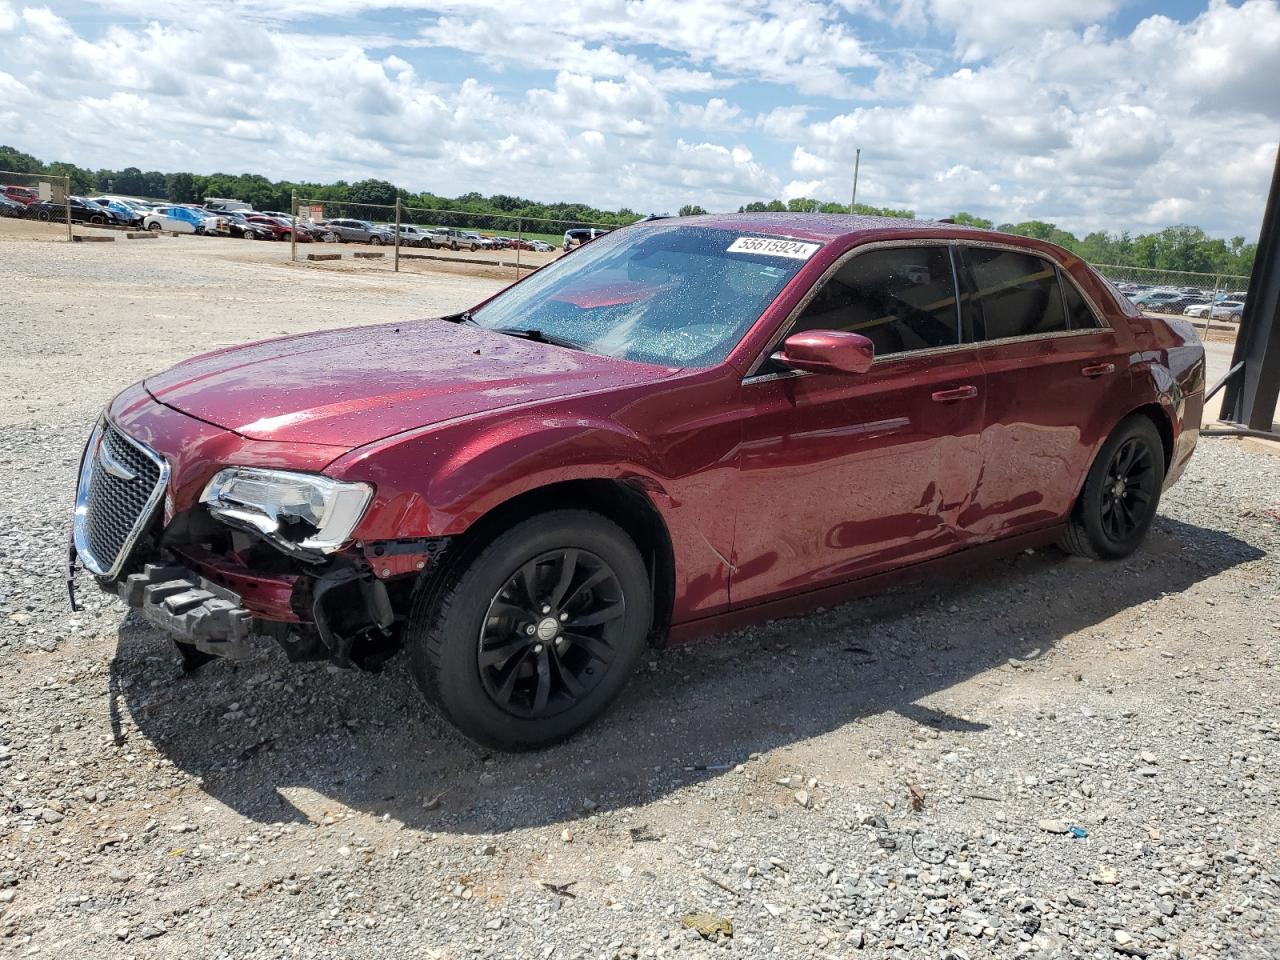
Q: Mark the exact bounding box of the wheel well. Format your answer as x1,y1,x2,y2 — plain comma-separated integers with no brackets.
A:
1129,403,1174,472
432,479,676,645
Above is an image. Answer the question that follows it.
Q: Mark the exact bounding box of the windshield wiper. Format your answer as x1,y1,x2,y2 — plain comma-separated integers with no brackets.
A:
488,328,586,351
443,310,477,325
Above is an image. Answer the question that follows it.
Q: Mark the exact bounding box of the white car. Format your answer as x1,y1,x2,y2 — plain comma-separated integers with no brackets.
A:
1182,302,1214,318
143,206,222,234
529,240,554,252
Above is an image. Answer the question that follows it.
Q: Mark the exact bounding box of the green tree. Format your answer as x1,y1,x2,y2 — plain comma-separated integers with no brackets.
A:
165,172,198,203
45,161,95,193
950,211,994,229
348,178,398,207
0,145,43,174
678,204,707,216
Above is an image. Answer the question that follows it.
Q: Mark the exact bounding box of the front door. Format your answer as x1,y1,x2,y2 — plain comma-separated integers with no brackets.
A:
730,242,986,606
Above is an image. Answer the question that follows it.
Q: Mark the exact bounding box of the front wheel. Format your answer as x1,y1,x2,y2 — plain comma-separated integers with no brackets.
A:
1061,415,1165,560
407,510,651,750
147,221,161,231
370,234,383,245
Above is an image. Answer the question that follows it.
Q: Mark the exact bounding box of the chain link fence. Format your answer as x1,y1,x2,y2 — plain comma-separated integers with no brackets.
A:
0,171,72,239
289,194,616,278
1090,262,1251,335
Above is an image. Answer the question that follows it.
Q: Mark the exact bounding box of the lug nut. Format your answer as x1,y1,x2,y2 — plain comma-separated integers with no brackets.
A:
525,625,536,635
541,605,551,614
533,643,544,653
559,612,568,621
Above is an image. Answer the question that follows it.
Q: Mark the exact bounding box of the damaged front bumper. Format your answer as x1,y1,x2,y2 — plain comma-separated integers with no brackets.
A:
116,563,255,658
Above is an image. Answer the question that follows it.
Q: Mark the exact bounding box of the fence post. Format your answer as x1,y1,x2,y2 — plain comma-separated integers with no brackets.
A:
290,189,297,263
395,197,401,273
515,218,522,279
63,176,71,241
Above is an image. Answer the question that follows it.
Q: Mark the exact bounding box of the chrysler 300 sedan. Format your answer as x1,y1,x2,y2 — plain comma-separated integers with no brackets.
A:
71,214,1204,749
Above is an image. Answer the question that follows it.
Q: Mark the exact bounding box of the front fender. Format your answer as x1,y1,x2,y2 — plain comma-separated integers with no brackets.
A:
330,414,670,541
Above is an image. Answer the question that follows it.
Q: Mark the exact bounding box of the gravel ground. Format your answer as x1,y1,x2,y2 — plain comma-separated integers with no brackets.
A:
1,235,1278,960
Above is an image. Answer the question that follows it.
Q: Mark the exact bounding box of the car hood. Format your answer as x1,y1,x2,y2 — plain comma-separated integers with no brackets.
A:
144,319,676,448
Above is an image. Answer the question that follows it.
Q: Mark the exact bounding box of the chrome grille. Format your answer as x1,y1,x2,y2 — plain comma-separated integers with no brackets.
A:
73,421,168,579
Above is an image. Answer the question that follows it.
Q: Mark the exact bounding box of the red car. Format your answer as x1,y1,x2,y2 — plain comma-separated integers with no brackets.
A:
70,215,1204,749
244,214,310,241
3,184,39,205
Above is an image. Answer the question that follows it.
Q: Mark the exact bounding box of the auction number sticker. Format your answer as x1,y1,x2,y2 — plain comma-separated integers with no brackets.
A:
727,236,820,260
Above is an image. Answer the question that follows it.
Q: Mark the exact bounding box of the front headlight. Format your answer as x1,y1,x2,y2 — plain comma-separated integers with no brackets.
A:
200,468,373,557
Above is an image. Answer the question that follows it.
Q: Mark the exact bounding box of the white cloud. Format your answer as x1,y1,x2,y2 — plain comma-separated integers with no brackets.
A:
0,0,1275,233
927,0,1124,61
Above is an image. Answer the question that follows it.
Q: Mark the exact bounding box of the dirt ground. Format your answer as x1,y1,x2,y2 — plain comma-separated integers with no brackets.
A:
0,228,1277,959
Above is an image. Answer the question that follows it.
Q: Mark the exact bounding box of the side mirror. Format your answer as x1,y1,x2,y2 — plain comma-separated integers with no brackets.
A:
774,330,875,376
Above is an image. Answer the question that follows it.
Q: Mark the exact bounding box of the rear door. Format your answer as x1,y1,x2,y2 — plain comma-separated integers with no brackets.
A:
730,242,987,605
956,244,1130,539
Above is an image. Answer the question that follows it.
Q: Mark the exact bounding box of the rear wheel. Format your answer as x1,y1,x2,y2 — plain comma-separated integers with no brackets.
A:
37,209,52,222
407,510,651,750
1061,415,1165,560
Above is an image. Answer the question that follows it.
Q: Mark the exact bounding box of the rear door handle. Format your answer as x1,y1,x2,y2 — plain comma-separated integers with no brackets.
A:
931,385,978,402
1081,363,1116,378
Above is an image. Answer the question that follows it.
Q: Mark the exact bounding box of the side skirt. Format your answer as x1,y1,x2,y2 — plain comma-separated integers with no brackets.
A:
666,525,1066,645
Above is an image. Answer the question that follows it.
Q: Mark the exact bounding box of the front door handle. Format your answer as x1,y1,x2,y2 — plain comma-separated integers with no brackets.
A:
931,385,978,403
1081,363,1116,378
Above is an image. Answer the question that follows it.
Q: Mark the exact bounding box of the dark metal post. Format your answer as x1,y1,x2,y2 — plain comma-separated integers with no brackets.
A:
1221,145,1280,431
394,197,401,273
290,189,297,263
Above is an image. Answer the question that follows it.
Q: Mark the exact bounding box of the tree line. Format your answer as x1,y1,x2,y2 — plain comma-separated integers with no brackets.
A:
1,144,1255,276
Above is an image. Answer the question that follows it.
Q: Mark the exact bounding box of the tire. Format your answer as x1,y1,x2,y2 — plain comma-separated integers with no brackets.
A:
370,235,383,246
1060,415,1165,560
37,209,52,222
450,241,458,251
90,214,105,225
147,221,161,232
469,243,478,252
406,510,652,750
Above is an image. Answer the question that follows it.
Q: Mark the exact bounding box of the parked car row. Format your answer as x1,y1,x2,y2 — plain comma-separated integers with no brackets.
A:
1113,282,1248,322
3,184,578,254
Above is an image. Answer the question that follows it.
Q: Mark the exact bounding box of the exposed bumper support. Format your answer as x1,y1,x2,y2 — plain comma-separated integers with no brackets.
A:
117,563,254,658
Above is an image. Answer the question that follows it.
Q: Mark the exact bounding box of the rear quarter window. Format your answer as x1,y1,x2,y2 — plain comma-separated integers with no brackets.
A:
967,248,1067,341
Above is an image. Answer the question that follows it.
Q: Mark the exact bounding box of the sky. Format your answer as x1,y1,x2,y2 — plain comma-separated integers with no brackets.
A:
0,0,1277,239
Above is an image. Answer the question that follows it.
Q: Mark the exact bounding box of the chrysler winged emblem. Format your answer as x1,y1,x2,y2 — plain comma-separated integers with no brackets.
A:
98,440,138,482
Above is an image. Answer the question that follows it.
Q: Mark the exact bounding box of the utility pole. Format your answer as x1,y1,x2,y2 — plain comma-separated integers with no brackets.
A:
850,148,861,215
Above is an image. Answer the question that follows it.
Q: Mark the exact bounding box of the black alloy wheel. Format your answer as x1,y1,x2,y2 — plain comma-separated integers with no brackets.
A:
477,549,625,719
406,509,651,750
1099,437,1157,542
1061,414,1165,560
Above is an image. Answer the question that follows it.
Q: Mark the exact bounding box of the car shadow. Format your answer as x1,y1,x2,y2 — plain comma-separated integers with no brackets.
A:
109,516,1262,835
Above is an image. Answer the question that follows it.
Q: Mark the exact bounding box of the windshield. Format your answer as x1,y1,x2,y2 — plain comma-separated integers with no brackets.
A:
470,224,818,366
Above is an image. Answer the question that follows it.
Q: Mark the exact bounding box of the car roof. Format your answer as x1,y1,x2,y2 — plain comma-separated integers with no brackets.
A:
665,213,1082,261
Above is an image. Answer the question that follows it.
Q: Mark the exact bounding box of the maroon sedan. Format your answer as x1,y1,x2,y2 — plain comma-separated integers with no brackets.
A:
70,214,1204,749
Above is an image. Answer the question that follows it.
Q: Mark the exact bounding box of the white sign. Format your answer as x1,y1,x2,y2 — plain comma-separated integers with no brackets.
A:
726,236,820,260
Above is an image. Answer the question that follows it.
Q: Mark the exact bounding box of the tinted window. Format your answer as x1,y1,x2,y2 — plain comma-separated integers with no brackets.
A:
967,248,1066,340
1061,276,1101,329
789,246,960,357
